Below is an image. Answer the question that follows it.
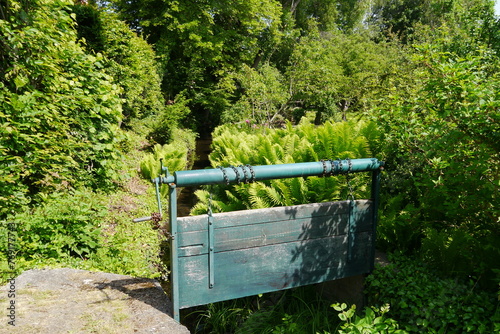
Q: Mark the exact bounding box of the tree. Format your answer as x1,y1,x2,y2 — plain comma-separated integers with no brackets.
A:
109,0,284,133
73,3,166,123
286,30,402,122
0,0,123,217
221,63,289,125
279,0,369,32
367,0,495,43
375,43,499,285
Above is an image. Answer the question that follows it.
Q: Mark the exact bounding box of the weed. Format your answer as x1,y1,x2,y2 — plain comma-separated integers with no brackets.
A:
365,254,500,333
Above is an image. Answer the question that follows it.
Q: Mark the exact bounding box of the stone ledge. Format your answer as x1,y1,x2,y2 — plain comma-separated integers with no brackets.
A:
0,268,190,334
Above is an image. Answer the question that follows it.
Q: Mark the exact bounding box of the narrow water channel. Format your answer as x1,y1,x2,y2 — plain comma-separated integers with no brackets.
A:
176,137,212,217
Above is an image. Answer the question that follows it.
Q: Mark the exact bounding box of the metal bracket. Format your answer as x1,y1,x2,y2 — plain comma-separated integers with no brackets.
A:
208,210,215,289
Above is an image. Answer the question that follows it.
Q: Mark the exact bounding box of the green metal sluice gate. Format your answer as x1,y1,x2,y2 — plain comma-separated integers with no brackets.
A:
135,158,384,322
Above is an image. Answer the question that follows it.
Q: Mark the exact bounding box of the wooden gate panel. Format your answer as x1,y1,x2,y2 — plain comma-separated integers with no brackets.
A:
176,200,374,309
178,232,372,308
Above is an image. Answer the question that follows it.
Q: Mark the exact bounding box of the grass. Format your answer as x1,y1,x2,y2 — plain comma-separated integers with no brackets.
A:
183,285,341,334
0,129,165,282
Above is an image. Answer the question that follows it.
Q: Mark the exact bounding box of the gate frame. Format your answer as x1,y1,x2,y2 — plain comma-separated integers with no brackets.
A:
153,159,383,322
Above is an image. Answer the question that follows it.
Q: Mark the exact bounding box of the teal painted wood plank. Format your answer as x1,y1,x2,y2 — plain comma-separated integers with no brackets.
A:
178,232,373,309
178,215,346,257
177,200,372,257
177,200,371,233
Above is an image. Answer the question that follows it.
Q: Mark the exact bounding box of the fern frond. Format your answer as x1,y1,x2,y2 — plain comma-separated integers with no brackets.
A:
194,120,377,212
248,183,272,209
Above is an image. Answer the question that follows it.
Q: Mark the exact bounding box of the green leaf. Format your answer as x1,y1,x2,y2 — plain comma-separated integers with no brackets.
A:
14,75,29,89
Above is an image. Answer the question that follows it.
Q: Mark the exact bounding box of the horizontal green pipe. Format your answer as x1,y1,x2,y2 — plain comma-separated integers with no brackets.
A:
157,158,384,188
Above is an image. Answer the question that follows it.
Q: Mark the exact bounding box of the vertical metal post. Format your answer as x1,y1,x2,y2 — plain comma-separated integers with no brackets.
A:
347,199,356,262
154,179,163,218
208,211,215,289
169,184,180,322
370,168,382,271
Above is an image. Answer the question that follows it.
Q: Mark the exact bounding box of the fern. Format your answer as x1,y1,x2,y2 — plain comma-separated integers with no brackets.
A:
139,129,196,181
191,119,378,214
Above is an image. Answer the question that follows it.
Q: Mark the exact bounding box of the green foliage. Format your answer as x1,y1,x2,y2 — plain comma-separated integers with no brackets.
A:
412,3,498,57
419,47,499,154
286,0,368,33
111,0,284,131
375,45,500,285
187,286,337,334
189,298,253,334
98,12,166,122
187,285,407,334
256,290,334,334
4,189,106,261
139,128,196,180
139,128,196,201
332,303,407,334
286,31,402,122
221,63,289,125
0,186,163,280
74,130,167,278
420,229,500,288
376,197,423,253
366,255,500,333
148,94,192,144
368,0,495,44
72,3,106,52
0,0,123,217
73,5,166,122
191,119,378,214
139,144,186,180
85,190,163,278
0,129,166,281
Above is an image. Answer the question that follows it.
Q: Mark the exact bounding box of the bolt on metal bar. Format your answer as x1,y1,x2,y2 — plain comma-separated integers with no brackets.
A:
155,158,384,188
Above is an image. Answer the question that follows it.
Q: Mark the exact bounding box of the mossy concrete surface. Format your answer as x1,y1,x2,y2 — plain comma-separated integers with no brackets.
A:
0,268,190,334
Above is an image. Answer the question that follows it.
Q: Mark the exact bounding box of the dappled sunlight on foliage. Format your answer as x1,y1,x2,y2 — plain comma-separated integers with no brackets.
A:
1,0,499,331
375,45,500,288
366,254,500,332
0,0,124,217
191,120,379,215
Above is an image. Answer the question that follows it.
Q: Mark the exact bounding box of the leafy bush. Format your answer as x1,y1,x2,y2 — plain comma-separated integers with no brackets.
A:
0,0,123,217
191,119,379,214
420,229,500,289
139,128,196,180
221,63,289,125
86,195,163,279
5,189,107,261
332,303,407,334
0,128,167,280
73,4,166,123
286,31,402,122
365,254,500,333
148,94,192,145
375,46,500,285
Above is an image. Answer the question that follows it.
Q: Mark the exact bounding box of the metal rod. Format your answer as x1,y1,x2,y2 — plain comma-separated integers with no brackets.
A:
156,158,384,188
369,168,382,272
154,179,163,218
132,216,152,223
208,211,215,289
169,185,180,322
